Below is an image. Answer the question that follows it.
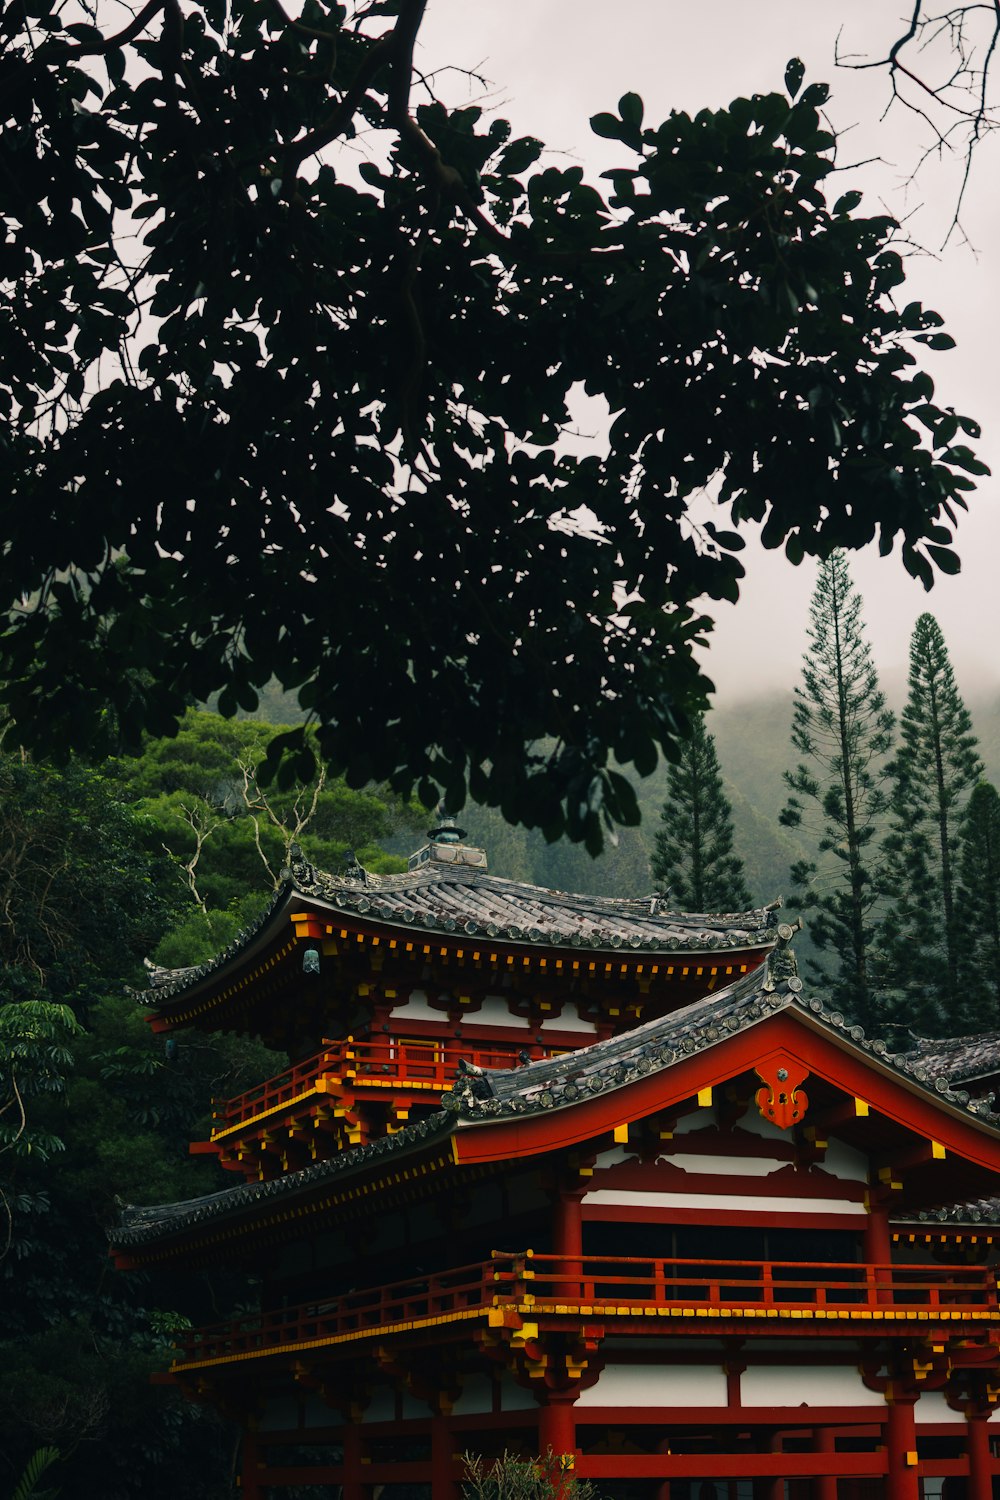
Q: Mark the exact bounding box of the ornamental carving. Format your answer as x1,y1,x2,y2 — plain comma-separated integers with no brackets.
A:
754,1057,810,1129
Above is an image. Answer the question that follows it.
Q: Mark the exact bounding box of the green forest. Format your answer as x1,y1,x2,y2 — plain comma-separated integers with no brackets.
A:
4,573,1000,1497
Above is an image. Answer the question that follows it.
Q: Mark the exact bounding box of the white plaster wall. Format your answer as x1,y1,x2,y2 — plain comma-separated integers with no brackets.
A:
822,1138,869,1182
582,1188,865,1216
663,1152,789,1178
388,989,442,1023
303,1395,332,1429
737,1111,794,1143
592,1143,638,1170
452,1376,494,1416
674,1106,717,1134
539,1002,597,1035
741,1366,884,1407
501,1381,540,1411
914,1391,969,1426
575,1363,727,1408
363,1389,396,1423
461,995,531,1029
259,1396,300,1431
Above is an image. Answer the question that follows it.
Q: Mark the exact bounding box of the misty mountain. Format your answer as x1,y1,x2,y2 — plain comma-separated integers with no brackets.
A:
239,681,1000,925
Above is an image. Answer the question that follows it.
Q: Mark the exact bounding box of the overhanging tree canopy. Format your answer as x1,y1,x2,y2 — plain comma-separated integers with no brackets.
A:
0,1,988,849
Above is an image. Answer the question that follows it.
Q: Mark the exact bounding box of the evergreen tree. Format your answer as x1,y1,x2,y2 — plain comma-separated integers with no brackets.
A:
880,613,983,1032
957,782,1000,1028
651,718,751,911
779,554,894,1031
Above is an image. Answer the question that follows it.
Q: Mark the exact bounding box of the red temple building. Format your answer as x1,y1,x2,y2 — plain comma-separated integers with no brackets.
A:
111,821,1000,1499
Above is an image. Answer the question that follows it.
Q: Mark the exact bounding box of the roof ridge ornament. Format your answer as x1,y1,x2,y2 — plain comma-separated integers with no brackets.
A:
761,916,803,991
342,847,369,885
427,802,467,845
407,802,488,873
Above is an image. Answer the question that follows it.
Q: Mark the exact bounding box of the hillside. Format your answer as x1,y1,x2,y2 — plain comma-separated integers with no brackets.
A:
236,682,1000,919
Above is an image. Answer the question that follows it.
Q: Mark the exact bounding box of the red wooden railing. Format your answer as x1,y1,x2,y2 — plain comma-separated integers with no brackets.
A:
172,1254,999,1366
210,1037,554,1134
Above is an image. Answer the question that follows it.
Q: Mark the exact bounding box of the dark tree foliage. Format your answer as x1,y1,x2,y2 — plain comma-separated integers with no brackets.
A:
957,782,1000,1029
880,613,983,1033
651,716,751,912
0,757,280,1500
0,4,988,851
780,554,894,1031
0,758,180,1016
110,709,420,936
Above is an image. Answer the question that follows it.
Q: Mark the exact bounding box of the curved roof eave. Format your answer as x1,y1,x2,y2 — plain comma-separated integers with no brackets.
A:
137,855,780,1011
116,953,1000,1255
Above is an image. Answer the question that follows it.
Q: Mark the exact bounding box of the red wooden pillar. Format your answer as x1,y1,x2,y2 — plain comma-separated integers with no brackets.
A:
763,1432,784,1500
654,1438,671,1500
342,1417,366,1500
967,1408,993,1500
553,1189,583,1300
538,1391,577,1463
239,1430,264,1499
553,1191,583,1257
813,1424,837,1500
431,1409,457,1500
864,1195,893,1304
884,1394,920,1500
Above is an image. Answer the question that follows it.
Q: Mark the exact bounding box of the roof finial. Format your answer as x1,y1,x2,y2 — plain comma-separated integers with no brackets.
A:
427,801,467,846
767,917,803,985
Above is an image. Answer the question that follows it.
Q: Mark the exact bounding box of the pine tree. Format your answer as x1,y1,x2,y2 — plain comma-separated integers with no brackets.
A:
957,782,1000,1029
880,613,983,1032
651,717,751,911
779,553,894,1032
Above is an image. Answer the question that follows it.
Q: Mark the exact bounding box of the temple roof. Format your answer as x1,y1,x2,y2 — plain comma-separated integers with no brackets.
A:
112,941,1000,1255
899,1032,1000,1088
140,845,780,1005
441,958,1000,1127
900,1197,1000,1227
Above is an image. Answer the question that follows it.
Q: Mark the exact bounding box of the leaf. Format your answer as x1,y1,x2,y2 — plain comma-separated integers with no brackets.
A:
784,58,805,99
926,545,961,576
498,136,543,175
706,528,746,552
833,190,862,216
618,92,644,129
589,111,626,141
12,1447,60,1500
799,81,830,108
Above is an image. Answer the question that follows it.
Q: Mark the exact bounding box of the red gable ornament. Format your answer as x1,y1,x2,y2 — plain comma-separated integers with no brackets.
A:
755,1057,810,1129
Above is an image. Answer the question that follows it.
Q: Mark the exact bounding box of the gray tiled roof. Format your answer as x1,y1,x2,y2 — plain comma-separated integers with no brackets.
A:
899,1199,1000,1227
140,846,780,1004
444,968,1000,1127
113,947,1000,1252
112,1112,456,1249
898,1032,1000,1087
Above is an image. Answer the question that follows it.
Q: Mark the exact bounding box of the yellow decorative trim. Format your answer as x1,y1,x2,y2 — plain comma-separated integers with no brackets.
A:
174,1305,489,1373
210,1086,323,1142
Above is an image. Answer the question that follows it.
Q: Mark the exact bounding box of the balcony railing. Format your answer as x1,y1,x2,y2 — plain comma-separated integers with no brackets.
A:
210,1037,556,1136
172,1254,999,1368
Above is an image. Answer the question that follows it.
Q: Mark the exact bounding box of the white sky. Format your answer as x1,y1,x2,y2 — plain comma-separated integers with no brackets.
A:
417,1,1000,703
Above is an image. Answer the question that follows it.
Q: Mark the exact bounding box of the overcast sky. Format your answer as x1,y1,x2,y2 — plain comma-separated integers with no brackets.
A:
416,1,999,703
